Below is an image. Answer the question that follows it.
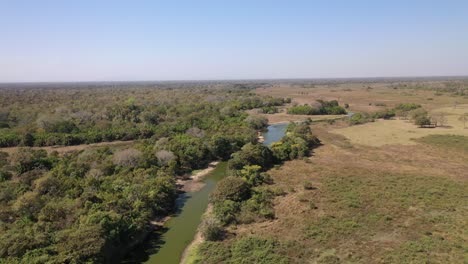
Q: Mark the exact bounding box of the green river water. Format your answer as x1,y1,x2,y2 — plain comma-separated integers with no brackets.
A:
124,123,288,264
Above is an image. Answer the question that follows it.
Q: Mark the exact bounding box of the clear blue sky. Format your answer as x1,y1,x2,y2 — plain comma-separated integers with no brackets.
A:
1,0,467,82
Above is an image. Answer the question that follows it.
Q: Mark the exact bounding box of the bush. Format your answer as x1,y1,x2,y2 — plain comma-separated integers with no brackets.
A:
210,176,250,204
228,143,274,171
239,165,272,187
245,116,269,130
349,113,374,125
201,217,224,241
213,200,240,225
303,181,315,190
415,115,431,127
112,148,142,168
287,100,346,115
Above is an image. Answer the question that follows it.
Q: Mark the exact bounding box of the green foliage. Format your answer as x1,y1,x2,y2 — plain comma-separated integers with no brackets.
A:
414,115,431,127
287,104,317,115
288,100,346,115
11,148,52,174
212,200,240,225
349,112,374,125
245,116,268,130
196,237,288,264
228,143,274,172
238,188,276,223
271,122,320,161
210,176,250,205
201,217,224,241
394,103,421,112
260,106,279,114
238,165,272,187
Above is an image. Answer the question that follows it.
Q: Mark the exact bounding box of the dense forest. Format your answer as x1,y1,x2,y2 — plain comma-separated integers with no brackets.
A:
0,82,295,263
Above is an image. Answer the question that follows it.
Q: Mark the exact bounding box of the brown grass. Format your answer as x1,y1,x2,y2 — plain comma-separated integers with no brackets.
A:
229,120,468,263
331,105,468,147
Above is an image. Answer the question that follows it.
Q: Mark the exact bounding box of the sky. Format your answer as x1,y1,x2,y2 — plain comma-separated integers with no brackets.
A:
1,0,468,82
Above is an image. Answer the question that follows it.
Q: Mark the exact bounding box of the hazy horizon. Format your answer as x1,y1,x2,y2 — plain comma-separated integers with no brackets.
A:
2,0,468,82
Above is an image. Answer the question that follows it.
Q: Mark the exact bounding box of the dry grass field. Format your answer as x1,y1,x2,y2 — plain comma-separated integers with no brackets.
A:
224,82,468,263
230,124,468,263
332,105,468,147
256,82,468,113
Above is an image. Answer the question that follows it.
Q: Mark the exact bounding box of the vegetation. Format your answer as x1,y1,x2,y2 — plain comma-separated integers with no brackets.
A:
287,100,346,115
416,135,468,152
0,82,293,263
194,236,288,264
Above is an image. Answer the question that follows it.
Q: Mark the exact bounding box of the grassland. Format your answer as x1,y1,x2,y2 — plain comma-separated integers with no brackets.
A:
331,104,468,147
193,81,468,263
209,124,468,263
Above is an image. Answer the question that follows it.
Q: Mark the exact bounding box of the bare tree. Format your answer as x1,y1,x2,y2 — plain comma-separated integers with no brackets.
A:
155,150,176,166
186,127,205,138
432,112,448,127
459,113,468,129
112,148,142,168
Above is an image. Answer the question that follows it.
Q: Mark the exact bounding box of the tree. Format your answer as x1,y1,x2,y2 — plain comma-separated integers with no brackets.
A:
155,150,176,166
228,143,274,171
200,217,224,241
458,113,468,129
415,115,431,127
245,116,268,130
210,176,250,204
239,165,271,187
409,108,428,122
112,148,142,168
432,112,448,127
10,148,51,174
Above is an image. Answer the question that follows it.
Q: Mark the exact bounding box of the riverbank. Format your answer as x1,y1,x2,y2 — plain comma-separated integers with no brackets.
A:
131,162,227,264
176,161,220,192
122,161,220,263
179,204,213,264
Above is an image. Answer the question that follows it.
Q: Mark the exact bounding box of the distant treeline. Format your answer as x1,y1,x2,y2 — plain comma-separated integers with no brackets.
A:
287,100,347,115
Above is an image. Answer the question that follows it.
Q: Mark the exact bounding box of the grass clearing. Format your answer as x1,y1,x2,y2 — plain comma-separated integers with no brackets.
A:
416,135,468,152
331,105,468,147
202,122,468,263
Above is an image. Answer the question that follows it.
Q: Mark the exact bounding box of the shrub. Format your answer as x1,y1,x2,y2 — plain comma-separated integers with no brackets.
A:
112,148,142,168
245,116,269,130
239,165,272,187
303,181,315,190
210,176,250,204
154,150,175,166
415,115,431,127
349,112,374,125
213,200,240,225
228,143,274,171
201,217,224,241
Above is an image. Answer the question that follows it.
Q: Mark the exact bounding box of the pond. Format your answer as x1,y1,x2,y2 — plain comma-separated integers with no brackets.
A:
262,123,289,146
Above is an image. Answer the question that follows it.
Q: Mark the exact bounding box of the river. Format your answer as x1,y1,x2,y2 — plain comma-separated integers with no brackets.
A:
124,123,288,264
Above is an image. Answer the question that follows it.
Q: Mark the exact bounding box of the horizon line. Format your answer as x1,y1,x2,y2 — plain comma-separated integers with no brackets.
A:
1,74,468,85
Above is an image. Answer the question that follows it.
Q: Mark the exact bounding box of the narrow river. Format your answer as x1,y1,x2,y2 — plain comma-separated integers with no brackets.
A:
124,123,288,264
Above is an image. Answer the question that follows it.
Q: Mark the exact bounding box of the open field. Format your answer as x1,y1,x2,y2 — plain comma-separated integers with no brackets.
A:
331,105,468,146
188,81,468,263
255,82,468,114
225,124,468,263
